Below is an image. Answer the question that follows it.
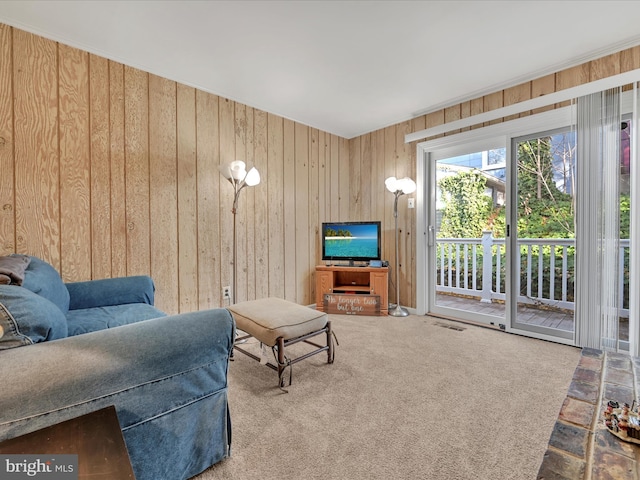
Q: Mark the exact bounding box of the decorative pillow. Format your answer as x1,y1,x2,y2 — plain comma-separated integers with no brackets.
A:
21,256,70,314
0,285,68,350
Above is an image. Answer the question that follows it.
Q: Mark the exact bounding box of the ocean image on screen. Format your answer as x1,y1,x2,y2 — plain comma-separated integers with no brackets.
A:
324,224,379,258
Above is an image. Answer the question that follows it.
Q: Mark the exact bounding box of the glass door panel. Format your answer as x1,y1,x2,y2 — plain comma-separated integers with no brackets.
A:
511,129,575,340
430,149,506,326
618,118,632,348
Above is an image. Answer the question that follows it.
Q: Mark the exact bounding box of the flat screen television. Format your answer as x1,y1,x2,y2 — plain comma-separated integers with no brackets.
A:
321,221,381,265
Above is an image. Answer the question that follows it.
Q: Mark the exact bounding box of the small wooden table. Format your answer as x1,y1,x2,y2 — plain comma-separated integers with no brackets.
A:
0,405,135,479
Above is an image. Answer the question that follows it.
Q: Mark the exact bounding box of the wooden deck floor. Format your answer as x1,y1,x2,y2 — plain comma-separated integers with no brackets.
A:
434,293,629,341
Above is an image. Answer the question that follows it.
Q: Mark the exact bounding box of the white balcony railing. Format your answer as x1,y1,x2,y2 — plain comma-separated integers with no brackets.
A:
435,231,630,318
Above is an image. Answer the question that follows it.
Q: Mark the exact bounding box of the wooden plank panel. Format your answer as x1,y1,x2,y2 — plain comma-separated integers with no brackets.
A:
317,130,328,266
176,83,198,313
123,66,150,276
469,99,484,130
59,44,91,282
483,91,503,126
555,64,589,108
195,90,220,309
0,24,14,255
239,104,254,301
149,74,178,314
294,122,310,304
338,137,350,221
349,137,361,219
459,102,471,132
396,121,413,307
218,98,235,302
361,133,372,220
591,52,621,81
444,105,461,135
109,61,127,278
531,73,555,115
283,119,296,301
245,107,258,300
621,46,640,73
246,107,260,300
309,128,319,300
374,129,386,229
317,130,327,225
267,113,285,298
503,82,531,121
89,54,111,279
13,29,60,268
329,134,339,221
425,110,445,134
253,108,269,299
233,102,248,302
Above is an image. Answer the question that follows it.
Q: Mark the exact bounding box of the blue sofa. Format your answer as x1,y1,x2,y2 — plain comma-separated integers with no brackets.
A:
0,255,234,480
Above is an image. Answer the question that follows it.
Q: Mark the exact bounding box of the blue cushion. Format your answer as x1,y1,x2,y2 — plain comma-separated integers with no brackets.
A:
66,304,166,336
0,285,68,350
66,276,156,310
21,257,70,314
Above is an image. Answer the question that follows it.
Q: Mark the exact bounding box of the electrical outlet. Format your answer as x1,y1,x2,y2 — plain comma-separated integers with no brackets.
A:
222,286,231,300
408,198,415,209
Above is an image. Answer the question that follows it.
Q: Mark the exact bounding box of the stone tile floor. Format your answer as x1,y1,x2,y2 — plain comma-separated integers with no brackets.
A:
537,348,640,479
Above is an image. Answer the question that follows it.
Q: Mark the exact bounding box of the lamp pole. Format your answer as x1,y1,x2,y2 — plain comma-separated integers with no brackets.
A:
385,176,415,317
219,161,260,305
231,187,241,305
389,190,409,317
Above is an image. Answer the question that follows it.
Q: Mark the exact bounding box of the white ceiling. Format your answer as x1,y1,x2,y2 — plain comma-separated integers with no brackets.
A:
2,0,640,139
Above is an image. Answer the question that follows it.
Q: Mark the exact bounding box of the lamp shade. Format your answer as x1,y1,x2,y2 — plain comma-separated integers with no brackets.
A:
245,167,260,186
385,176,399,192
399,177,416,194
385,176,416,194
218,163,233,180
229,160,247,180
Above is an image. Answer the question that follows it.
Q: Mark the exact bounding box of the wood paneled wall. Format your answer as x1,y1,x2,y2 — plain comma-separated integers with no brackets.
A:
348,44,640,309
2,22,639,313
0,24,350,314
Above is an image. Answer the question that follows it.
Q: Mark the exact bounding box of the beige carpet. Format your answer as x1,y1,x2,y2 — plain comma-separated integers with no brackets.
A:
195,314,580,480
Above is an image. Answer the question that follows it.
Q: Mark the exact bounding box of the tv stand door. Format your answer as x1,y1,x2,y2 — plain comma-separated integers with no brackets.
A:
370,271,388,315
316,269,333,310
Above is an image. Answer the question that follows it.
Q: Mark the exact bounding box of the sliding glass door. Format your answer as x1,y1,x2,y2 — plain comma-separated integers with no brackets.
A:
421,108,633,348
426,130,578,342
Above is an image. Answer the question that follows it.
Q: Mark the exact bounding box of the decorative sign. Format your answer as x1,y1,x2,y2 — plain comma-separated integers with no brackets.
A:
324,294,381,316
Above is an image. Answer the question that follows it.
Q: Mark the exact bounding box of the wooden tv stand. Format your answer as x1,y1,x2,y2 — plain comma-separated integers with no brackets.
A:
315,265,388,316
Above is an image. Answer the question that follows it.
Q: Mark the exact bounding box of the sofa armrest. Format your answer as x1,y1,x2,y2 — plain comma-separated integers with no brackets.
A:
66,276,156,310
0,308,235,479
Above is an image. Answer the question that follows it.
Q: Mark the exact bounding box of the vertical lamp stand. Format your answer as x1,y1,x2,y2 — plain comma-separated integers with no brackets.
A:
385,176,416,317
219,161,260,304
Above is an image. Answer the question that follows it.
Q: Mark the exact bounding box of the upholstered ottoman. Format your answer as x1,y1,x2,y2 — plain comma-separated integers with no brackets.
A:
227,297,334,389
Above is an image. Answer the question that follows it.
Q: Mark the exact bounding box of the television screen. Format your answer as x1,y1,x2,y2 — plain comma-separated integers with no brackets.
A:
322,221,381,263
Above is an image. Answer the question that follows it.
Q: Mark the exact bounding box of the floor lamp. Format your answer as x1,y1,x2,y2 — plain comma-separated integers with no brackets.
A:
219,160,260,304
385,176,416,317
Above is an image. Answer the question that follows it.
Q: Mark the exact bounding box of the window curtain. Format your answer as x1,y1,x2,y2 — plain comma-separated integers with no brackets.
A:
575,88,621,351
